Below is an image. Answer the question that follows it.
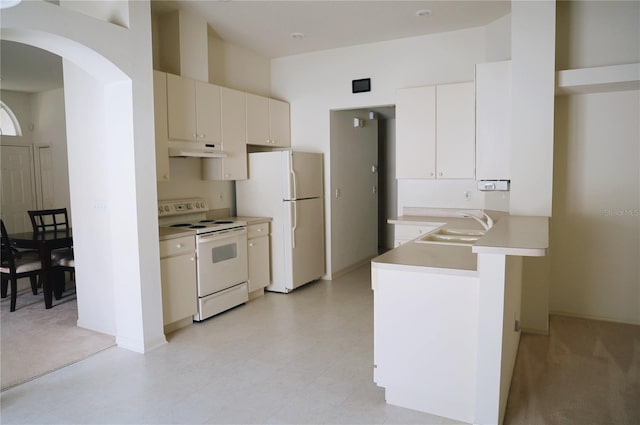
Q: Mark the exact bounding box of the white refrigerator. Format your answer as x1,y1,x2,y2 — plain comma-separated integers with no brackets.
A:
236,151,325,293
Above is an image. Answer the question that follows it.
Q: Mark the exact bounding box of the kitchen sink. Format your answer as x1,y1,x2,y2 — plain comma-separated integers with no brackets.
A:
414,228,485,246
436,228,486,237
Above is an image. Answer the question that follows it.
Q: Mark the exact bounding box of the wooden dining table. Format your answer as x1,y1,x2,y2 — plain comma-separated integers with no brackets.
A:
8,229,73,309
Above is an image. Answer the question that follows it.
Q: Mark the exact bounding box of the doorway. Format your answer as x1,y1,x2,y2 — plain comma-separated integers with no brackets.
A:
328,106,395,277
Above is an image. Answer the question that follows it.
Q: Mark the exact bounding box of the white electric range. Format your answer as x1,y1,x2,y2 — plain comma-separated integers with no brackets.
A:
158,199,248,321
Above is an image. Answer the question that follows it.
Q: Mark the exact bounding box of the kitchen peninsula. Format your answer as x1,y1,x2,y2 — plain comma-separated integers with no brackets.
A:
372,214,548,425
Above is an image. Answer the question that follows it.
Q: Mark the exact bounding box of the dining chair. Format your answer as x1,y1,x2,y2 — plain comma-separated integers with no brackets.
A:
1,220,42,312
28,208,70,233
27,208,74,293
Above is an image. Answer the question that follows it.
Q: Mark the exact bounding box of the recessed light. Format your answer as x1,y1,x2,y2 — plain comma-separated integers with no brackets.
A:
290,32,305,40
416,9,432,17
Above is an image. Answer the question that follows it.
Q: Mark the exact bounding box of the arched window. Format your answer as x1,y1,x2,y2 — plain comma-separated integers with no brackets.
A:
0,101,22,136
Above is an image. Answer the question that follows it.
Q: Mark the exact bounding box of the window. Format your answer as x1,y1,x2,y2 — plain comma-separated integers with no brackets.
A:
0,101,22,136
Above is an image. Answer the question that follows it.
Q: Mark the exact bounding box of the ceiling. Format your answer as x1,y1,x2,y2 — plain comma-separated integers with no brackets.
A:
152,1,511,59
0,1,510,93
0,41,64,93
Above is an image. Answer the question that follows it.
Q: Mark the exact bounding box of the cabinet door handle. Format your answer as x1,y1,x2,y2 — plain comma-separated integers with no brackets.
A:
190,257,195,262
176,243,183,248
249,243,254,247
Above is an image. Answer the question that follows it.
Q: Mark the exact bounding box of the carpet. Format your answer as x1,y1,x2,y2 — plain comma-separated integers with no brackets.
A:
0,281,115,391
505,315,640,425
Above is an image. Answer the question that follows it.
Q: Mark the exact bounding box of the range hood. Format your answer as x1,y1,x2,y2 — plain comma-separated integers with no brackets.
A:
168,143,227,158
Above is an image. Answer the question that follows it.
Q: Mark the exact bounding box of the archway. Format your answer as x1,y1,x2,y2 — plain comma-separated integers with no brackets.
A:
2,0,166,353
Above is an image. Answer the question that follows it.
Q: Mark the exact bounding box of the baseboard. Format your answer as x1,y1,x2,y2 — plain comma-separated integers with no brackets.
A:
248,288,265,300
330,257,373,280
550,310,640,326
521,327,549,336
116,334,167,353
164,317,193,335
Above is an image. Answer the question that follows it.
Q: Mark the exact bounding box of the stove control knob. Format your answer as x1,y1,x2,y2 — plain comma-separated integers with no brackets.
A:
187,203,193,210
158,206,163,214
164,206,170,212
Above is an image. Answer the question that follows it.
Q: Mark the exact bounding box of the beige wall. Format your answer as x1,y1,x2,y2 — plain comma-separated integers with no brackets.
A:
549,0,640,325
551,91,640,324
329,109,379,275
208,34,271,97
30,88,71,213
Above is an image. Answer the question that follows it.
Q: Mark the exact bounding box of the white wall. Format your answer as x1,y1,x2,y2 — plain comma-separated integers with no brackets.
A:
272,27,490,276
4,0,166,352
509,1,557,334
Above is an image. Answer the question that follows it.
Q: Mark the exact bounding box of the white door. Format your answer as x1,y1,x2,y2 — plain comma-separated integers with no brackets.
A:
0,145,35,232
283,151,323,200
283,197,325,290
34,145,55,209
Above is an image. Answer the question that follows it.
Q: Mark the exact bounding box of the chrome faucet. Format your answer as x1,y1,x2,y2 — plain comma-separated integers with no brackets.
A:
456,210,493,231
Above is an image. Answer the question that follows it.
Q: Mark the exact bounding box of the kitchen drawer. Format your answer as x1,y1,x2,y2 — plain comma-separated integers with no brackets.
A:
197,282,248,320
394,224,438,239
248,222,270,239
160,236,195,258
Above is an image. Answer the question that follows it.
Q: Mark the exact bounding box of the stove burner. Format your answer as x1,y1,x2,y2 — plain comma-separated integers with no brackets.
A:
170,223,192,227
190,225,207,229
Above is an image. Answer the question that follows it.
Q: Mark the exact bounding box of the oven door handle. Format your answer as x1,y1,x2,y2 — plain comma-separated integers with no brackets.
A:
197,228,246,244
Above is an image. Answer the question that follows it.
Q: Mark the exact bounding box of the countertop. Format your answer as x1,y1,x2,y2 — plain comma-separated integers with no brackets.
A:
159,216,271,241
388,215,486,230
472,216,548,256
231,216,272,225
375,214,549,271
372,242,478,277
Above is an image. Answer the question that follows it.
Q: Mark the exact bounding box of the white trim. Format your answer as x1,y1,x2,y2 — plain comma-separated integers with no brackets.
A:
0,100,22,136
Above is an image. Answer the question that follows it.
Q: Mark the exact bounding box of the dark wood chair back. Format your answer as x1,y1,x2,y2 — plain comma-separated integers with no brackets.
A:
28,208,70,233
1,219,42,311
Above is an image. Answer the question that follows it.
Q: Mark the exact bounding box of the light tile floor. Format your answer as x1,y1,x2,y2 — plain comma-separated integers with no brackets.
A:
0,265,460,425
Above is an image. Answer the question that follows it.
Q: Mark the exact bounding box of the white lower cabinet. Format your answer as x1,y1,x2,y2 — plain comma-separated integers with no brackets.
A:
393,224,439,247
160,236,197,331
247,222,270,294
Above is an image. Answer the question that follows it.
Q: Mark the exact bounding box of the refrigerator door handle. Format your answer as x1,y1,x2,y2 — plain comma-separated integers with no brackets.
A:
290,201,298,249
290,152,298,199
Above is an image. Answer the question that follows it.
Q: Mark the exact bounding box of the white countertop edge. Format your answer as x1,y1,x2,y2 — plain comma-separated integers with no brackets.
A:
387,218,448,226
472,245,547,257
371,260,479,278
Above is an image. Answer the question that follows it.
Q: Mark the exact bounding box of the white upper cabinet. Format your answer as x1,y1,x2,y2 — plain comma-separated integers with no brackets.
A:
166,73,221,145
268,98,291,147
475,61,511,181
202,87,248,181
153,71,170,181
396,82,475,179
396,86,436,179
436,82,475,179
246,93,270,146
246,93,291,147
